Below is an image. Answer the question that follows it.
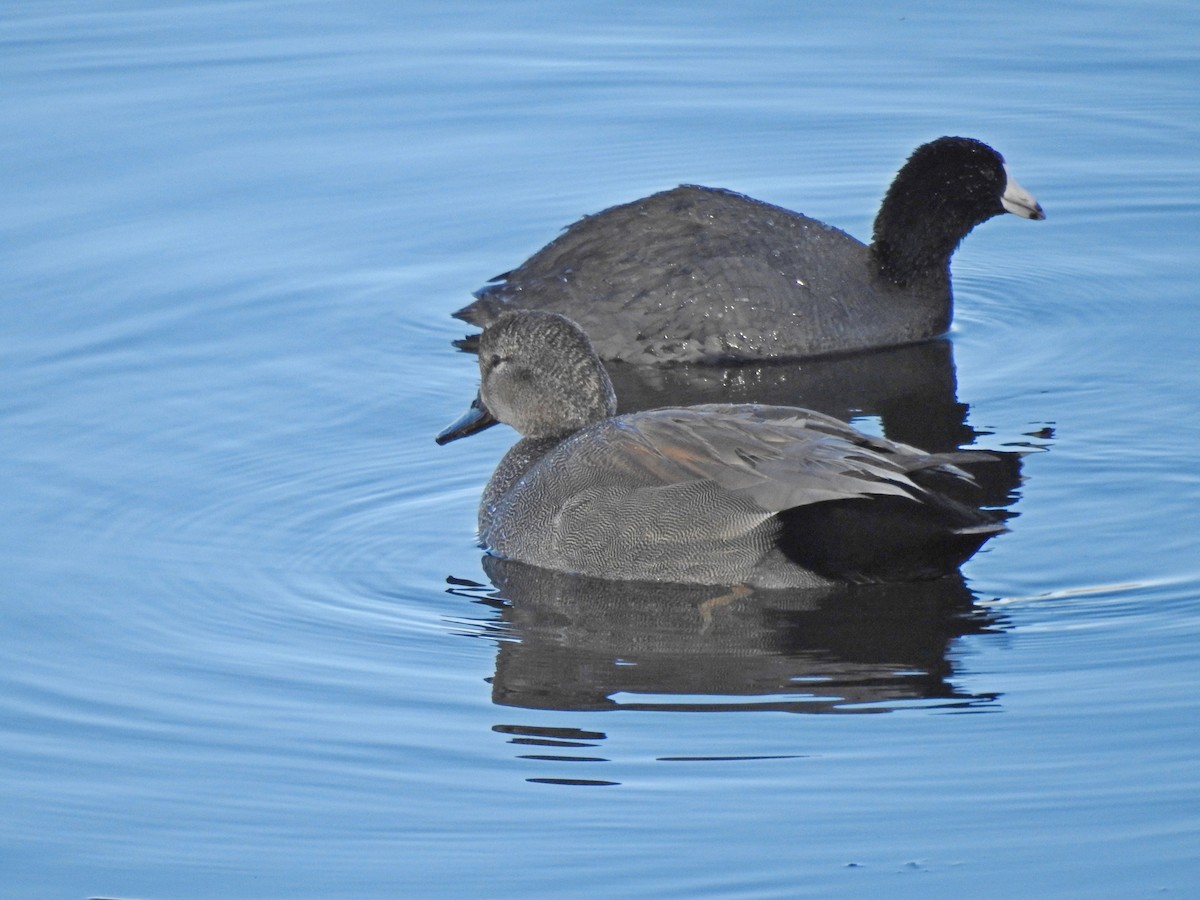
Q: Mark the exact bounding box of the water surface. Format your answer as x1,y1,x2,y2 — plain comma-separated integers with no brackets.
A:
3,2,1198,897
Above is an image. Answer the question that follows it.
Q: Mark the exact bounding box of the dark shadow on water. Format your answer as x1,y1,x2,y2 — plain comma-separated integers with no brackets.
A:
610,338,972,453
449,556,1008,716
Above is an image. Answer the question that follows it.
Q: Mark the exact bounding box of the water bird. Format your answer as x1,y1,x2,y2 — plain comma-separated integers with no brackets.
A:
437,310,1007,587
454,137,1044,364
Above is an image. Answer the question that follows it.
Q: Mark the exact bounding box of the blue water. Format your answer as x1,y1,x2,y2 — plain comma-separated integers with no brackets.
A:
4,2,1199,897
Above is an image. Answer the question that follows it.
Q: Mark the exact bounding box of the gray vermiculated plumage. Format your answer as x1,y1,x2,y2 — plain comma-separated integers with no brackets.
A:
454,137,1044,364
439,310,1006,587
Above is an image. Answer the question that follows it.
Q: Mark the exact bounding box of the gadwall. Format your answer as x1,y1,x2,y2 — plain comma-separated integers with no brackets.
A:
438,310,1007,587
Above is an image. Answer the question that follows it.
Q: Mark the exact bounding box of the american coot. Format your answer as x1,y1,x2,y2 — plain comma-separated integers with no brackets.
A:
437,310,1007,587
454,137,1044,364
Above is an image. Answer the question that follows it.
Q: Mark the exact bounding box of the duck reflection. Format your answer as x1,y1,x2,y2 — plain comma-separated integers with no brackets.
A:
450,556,1007,715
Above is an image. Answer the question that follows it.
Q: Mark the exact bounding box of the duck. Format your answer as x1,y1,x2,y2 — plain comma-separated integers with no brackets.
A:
454,137,1044,364
437,310,1007,587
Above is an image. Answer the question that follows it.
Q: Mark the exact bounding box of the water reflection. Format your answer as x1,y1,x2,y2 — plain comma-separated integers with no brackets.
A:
607,338,972,452
451,557,1006,715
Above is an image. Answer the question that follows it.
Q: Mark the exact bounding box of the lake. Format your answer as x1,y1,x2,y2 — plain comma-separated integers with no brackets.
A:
3,1,1198,897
